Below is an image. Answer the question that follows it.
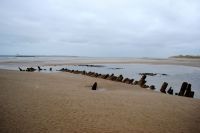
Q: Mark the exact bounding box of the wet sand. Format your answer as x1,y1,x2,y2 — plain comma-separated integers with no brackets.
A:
0,69,200,133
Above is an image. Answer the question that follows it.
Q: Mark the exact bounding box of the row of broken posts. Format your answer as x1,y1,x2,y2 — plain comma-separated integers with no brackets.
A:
18,66,52,72
160,82,194,98
60,68,195,98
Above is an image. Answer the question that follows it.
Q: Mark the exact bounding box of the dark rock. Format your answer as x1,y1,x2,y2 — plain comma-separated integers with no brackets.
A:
91,82,97,90
49,68,52,71
160,82,168,93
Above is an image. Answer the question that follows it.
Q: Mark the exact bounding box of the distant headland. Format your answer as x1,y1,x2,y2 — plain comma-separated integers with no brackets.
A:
170,55,200,59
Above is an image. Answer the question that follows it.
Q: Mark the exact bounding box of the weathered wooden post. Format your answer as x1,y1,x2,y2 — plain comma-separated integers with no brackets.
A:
160,82,168,93
38,66,42,71
138,75,147,87
167,87,173,95
103,74,109,79
18,67,23,71
189,91,194,98
184,84,191,97
116,75,123,82
91,82,97,90
149,85,156,90
179,82,188,96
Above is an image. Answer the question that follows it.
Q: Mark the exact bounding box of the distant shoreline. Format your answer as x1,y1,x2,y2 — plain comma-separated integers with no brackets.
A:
0,55,79,58
0,56,200,68
170,55,200,59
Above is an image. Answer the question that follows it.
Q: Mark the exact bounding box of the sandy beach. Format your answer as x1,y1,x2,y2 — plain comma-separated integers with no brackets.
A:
1,0,200,132
0,69,200,133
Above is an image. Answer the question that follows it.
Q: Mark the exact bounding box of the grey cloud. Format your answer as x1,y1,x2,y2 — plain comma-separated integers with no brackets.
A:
0,0,200,57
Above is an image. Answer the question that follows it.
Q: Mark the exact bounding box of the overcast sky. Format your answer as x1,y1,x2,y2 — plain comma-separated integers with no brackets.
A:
0,0,200,57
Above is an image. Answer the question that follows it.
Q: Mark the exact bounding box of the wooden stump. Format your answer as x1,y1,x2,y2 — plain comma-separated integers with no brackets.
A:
91,82,97,90
167,87,173,95
189,91,194,98
179,82,188,96
138,75,147,87
149,85,155,90
160,82,168,93
184,84,191,97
